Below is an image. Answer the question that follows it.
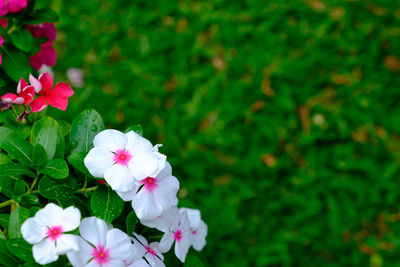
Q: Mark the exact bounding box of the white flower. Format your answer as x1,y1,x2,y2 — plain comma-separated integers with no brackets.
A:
140,206,179,233
125,233,164,267
84,130,166,192
67,68,84,88
21,203,81,265
67,217,134,267
159,211,192,263
180,208,207,251
116,162,179,220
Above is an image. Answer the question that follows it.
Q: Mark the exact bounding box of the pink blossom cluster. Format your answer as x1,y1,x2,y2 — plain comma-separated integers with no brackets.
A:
0,0,29,16
1,72,74,113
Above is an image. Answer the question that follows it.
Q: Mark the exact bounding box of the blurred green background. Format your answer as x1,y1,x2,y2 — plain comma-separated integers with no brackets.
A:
49,0,399,266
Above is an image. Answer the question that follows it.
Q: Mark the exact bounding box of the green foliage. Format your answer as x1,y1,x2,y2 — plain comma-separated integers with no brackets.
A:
90,185,125,224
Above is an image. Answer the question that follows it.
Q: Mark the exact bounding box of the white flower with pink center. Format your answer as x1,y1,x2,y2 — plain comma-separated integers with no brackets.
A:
159,210,192,263
116,162,179,220
124,233,164,267
140,206,179,233
20,203,81,265
84,129,166,192
180,208,208,251
67,217,134,267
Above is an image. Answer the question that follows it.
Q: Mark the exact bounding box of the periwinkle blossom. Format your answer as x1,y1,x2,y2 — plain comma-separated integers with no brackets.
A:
26,23,57,70
1,75,41,105
30,72,74,112
20,203,81,265
159,210,192,263
116,162,179,220
180,208,208,251
67,217,134,267
84,130,166,192
140,206,180,233
124,233,164,267
0,0,29,16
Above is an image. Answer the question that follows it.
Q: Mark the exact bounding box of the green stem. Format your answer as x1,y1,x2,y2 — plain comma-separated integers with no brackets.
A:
0,199,14,209
29,176,39,193
76,186,98,194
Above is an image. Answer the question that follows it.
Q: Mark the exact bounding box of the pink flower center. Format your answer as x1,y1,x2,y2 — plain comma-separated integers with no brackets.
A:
142,177,158,192
113,149,132,165
145,245,156,256
46,225,63,241
174,229,183,242
192,230,197,235
91,245,110,264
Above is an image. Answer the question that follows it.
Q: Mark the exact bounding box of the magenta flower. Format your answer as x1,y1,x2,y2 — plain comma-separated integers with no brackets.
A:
30,73,74,112
0,34,3,65
0,0,30,16
26,23,57,70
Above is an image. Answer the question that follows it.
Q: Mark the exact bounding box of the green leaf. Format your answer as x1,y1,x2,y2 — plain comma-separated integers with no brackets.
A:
68,152,95,178
25,8,59,24
8,207,30,239
69,109,104,154
0,163,35,178
0,127,33,164
184,254,204,267
125,124,143,136
21,194,39,206
38,159,69,179
0,214,10,230
13,179,26,196
38,175,74,207
1,48,31,82
0,239,19,266
10,29,33,52
126,211,138,235
32,144,48,168
31,117,59,160
0,176,15,198
6,238,35,262
0,153,10,164
91,185,124,224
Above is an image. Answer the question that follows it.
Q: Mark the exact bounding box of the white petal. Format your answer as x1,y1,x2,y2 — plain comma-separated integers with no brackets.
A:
156,162,172,180
93,129,127,151
115,186,137,201
35,203,64,227
123,242,142,265
140,206,179,233
84,147,115,178
101,259,126,267
154,176,180,211
132,188,163,220
66,236,94,267
158,232,174,253
128,259,151,267
192,221,207,251
21,218,47,244
104,164,135,192
179,211,192,234
174,233,191,263
149,242,164,261
133,233,148,247
54,206,81,232
106,228,132,260
79,217,108,247
55,234,80,255
145,253,165,267
179,208,201,229
32,238,58,265
30,74,42,93
129,153,166,180
125,131,154,155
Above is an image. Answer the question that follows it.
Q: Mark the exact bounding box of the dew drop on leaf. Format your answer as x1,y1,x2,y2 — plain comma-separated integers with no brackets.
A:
71,140,78,148
91,125,98,132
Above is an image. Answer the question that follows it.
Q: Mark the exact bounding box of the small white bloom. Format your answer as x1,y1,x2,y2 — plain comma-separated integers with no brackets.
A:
67,68,84,88
159,211,192,263
180,208,208,251
67,217,134,267
21,203,81,265
84,130,166,192
140,206,179,233
116,162,179,220
125,233,164,267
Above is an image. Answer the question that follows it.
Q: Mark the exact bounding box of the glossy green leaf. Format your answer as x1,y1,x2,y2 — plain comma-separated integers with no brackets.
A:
69,109,104,154
10,29,33,52
38,159,69,179
125,124,143,136
126,211,138,236
32,144,48,168
1,48,31,82
8,207,30,239
0,214,10,230
184,254,204,267
0,163,35,178
31,117,59,160
0,127,33,164
38,175,74,207
67,152,94,178
25,8,59,24
90,185,124,224
6,238,35,262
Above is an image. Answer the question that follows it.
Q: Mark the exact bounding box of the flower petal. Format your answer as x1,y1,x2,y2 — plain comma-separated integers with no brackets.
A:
128,259,151,267
21,218,47,244
30,96,48,112
7,0,28,13
140,206,179,233
158,231,174,253
32,238,58,265
174,233,191,263
54,206,81,232
47,95,69,111
100,259,126,267
51,82,74,97
66,236,94,267
179,208,201,229
125,131,153,155
132,188,164,220
104,164,135,192
34,203,64,227
84,147,115,178
17,78,28,94
129,153,166,180
93,129,127,151
115,187,136,201
29,74,42,93
79,217,108,248
38,72,53,93
0,1,7,16
106,228,133,260
55,234,79,254
153,175,180,211
1,93,19,103
192,220,207,251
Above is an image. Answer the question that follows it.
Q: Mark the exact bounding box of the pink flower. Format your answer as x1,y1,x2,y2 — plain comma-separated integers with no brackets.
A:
25,23,56,40
30,41,57,70
0,18,7,28
0,0,30,16
1,75,40,104
30,73,74,112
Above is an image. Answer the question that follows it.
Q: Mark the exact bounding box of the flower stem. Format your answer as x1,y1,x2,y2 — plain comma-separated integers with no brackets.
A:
76,186,98,194
0,199,14,209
